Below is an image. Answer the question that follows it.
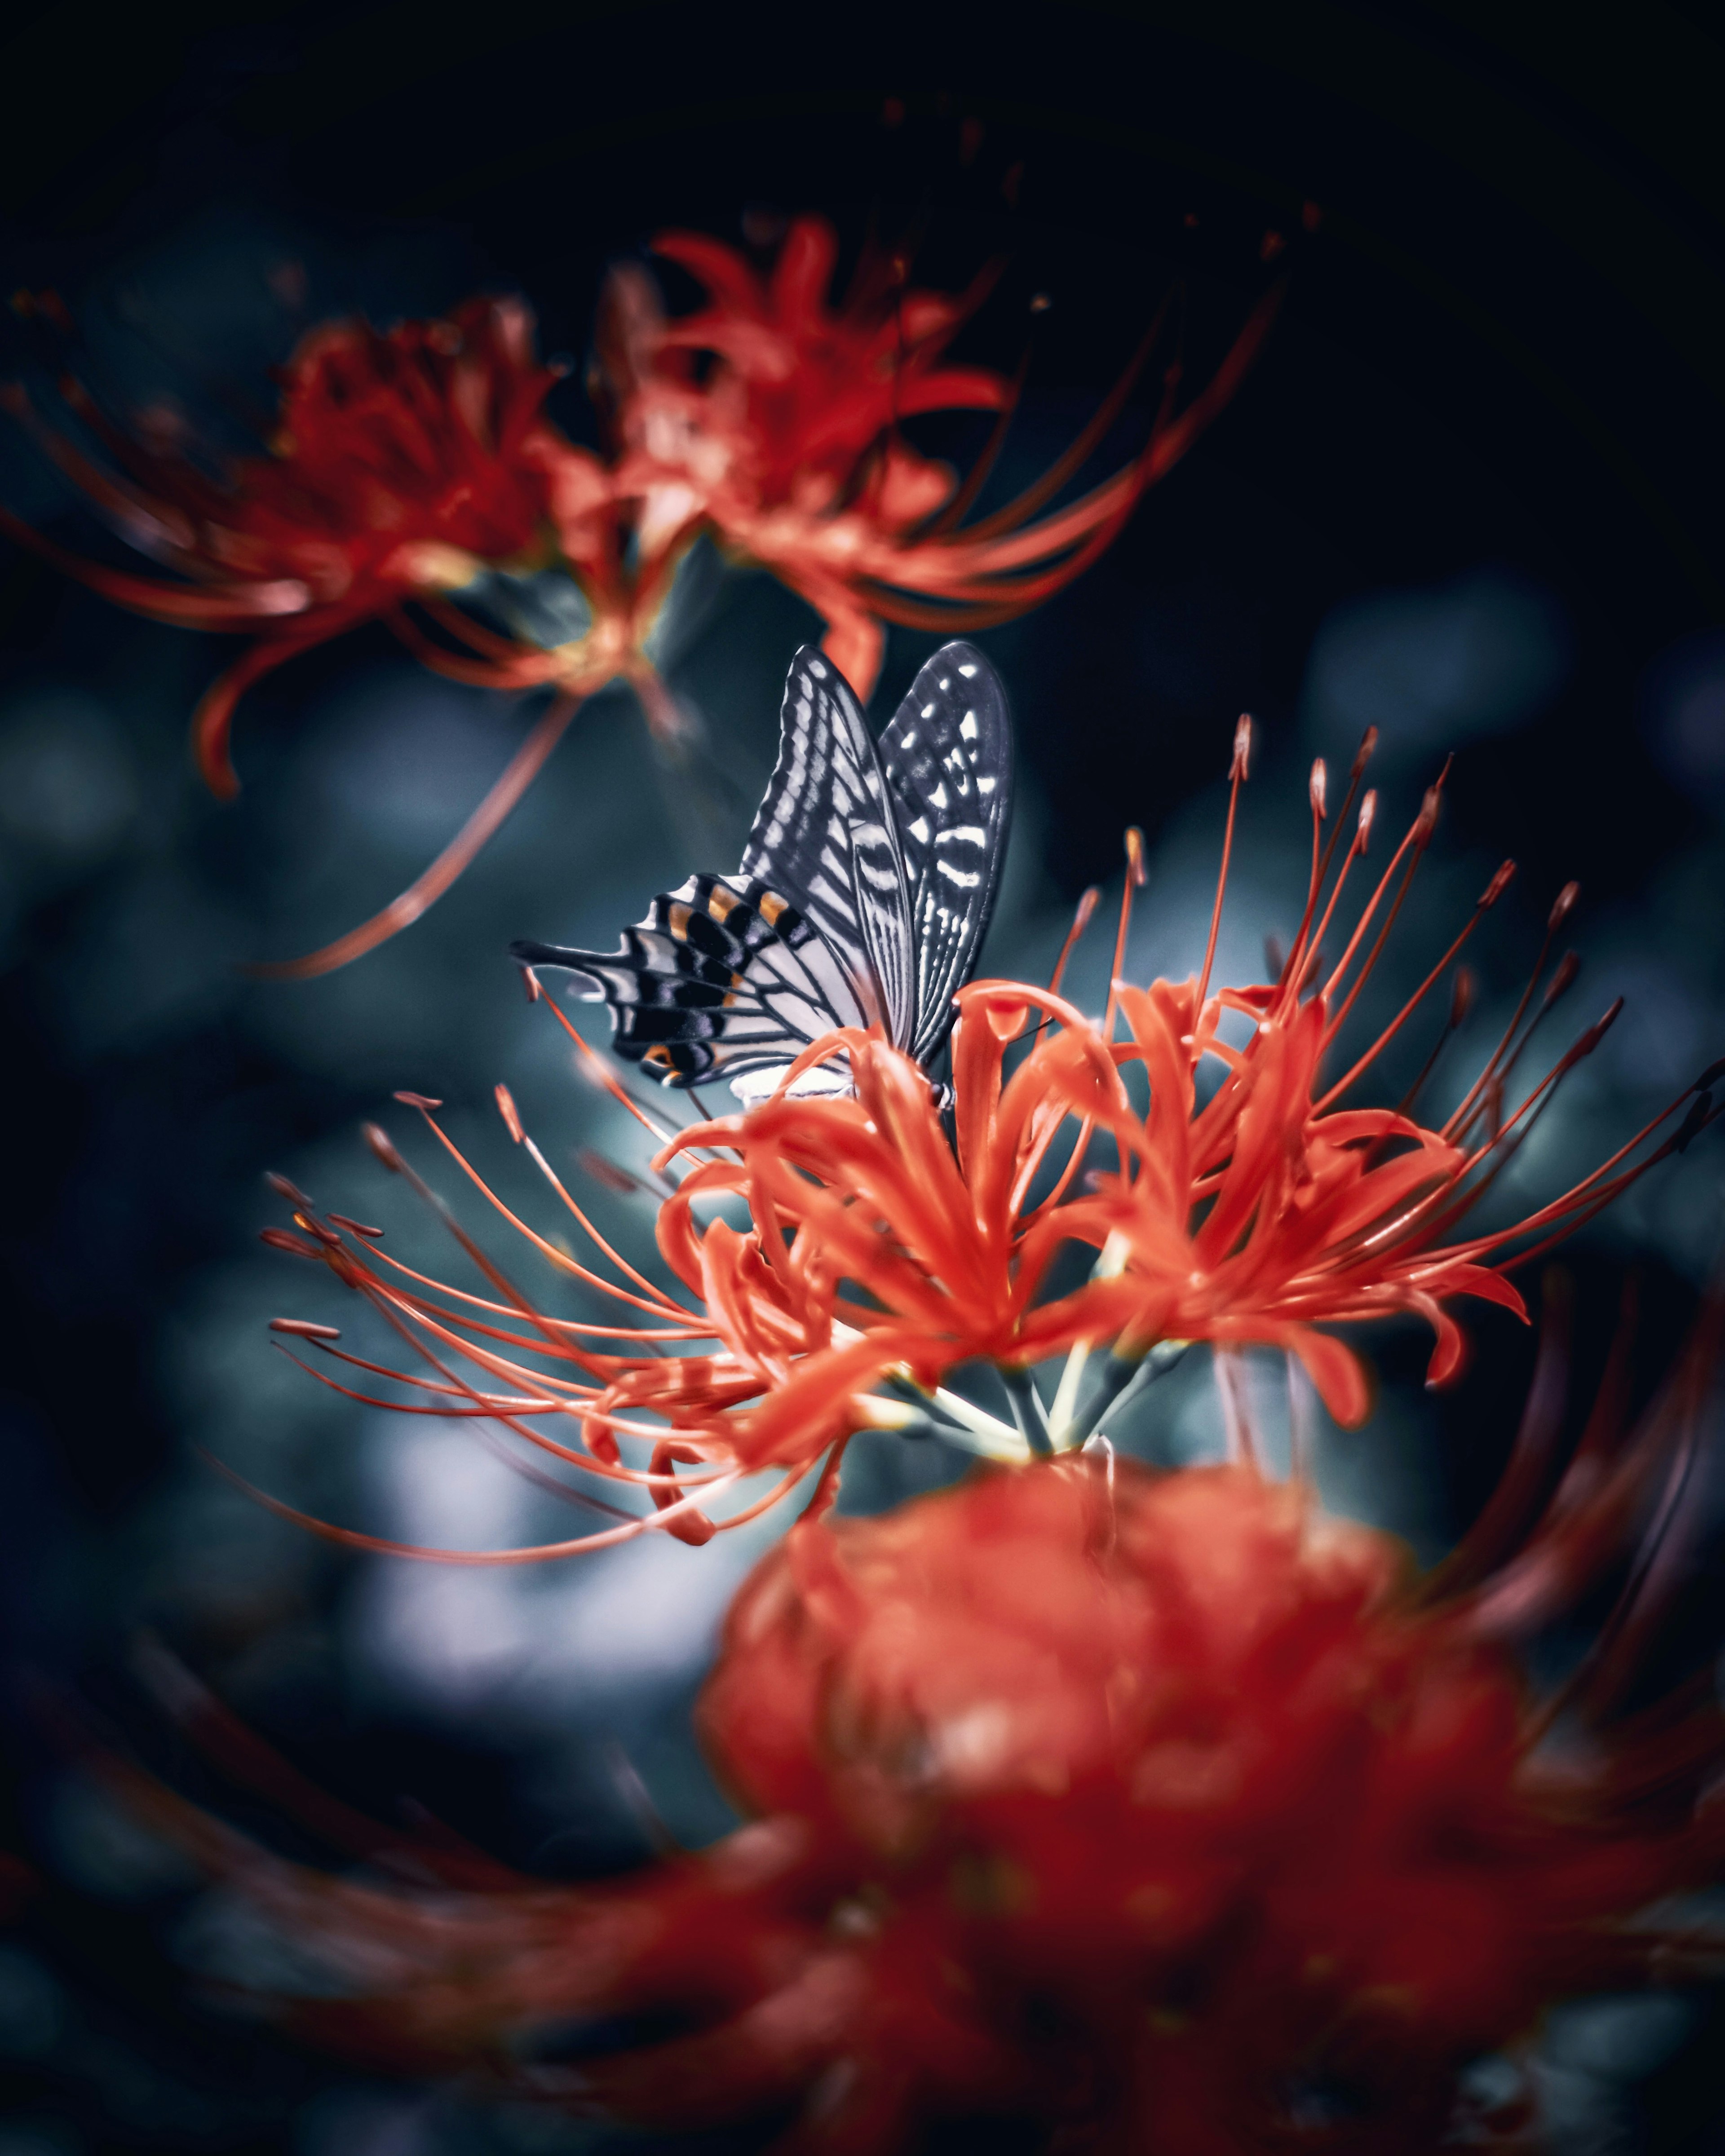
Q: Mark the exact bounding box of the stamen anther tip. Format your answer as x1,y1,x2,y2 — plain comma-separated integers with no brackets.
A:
327,1212,384,1238
1481,861,1516,907
363,1122,406,1172
1543,952,1581,1006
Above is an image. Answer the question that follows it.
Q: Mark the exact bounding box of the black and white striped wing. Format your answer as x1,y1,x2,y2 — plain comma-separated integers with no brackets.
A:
879,641,1013,1065
511,874,870,1096
739,646,916,1048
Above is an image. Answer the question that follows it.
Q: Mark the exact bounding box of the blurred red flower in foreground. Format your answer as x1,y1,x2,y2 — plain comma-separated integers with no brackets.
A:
2,219,1275,974
246,726,1718,1562
128,1317,1725,2150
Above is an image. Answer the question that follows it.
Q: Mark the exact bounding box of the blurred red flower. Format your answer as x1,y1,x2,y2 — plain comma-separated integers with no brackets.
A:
1,296,600,796
0,295,687,977
127,1320,1725,2150
3,221,1276,973
245,728,1716,1562
603,216,1280,697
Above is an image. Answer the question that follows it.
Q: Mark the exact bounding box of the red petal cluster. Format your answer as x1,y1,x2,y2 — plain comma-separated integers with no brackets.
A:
2,220,1275,971
245,742,1713,1564
603,216,1278,694
615,218,1008,532
131,1420,1725,2153
2,296,594,796
605,971,1509,1460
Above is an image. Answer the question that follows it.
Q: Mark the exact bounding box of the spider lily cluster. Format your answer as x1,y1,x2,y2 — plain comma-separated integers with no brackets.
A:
128,1331,1725,2152
1,222,1276,974
250,722,1720,1563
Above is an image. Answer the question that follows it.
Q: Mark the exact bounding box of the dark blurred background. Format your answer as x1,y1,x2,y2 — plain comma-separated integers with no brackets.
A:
4,4,1725,2150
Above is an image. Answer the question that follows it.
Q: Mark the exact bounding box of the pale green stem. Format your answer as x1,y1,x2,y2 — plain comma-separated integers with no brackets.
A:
1048,1339,1092,1447
1000,1366,1054,1457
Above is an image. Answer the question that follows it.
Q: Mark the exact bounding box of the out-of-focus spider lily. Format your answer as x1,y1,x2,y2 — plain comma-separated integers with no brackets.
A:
115,1297,1725,2151
601,215,1281,698
0,295,677,976
1,220,1277,975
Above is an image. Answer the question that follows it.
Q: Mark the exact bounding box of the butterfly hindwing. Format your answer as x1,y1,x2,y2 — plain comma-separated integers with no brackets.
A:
511,873,870,1090
879,640,1013,1065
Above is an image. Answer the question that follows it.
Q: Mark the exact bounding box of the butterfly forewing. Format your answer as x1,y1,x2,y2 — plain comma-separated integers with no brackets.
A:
879,640,1014,1065
739,648,915,1047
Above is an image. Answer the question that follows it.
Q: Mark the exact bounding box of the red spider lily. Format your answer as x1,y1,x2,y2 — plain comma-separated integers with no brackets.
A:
3,224,1275,976
116,1308,1725,2152
601,215,1283,697
1,296,598,794
0,295,684,979
239,726,1717,1563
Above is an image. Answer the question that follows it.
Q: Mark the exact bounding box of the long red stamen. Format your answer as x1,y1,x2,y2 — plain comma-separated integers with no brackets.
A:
247,688,586,981
1311,860,1515,1113
954,292,1177,544
1320,770,1446,1036
1453,951,1582,1149
1049,886,1101,997
199,1447,747,1564
333,1262,748,1489
1338,999,1627,1271
1374,1024,1700,1290
1102,830,1146,1043
1396,966,1476,1120
537,983,684,1144
366,1109,681,1352
1194,718,1251,1026
914,347,1031,542
1443,881,1580,1142
1297,789,1375,999
1453,1085,1714,1277
349,1238,701,1339
403,1102,695,1324
1282,730,1375,993
494,1087,693,1312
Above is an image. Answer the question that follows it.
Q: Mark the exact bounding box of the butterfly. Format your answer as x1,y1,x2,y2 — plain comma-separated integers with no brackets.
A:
511,640,1013,1102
